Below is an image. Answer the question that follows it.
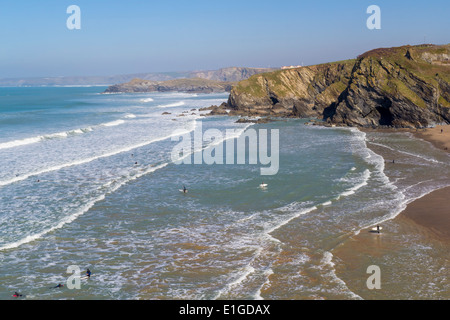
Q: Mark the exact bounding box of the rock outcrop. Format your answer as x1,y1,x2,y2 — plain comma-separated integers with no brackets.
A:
104,78,233,94
228,44,450,128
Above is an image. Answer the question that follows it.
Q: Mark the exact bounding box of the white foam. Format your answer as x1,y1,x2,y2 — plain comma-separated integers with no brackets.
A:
336,169,371,199
368,141,445,164
266,205,318,236
212,251,259,300
254,269,274,300
0,127,92,150
0,163,168,251
139,98,154,103
101,119,126,127
0,122,196,188
0,136,41,150
124,114,137,119
157,101,185,108
320,251,363,300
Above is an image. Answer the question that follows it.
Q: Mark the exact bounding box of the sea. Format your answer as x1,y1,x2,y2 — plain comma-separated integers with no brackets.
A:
0,86,449,300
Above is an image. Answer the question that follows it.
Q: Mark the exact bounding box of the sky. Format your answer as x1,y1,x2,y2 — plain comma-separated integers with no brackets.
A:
0,0,449,78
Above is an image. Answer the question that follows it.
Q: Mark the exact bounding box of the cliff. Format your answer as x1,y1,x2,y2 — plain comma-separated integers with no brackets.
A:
227,44,450,128
103,67,276,94
190,67,278,82
104,78,233,94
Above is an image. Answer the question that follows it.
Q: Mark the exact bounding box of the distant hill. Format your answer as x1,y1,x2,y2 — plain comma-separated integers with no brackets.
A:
0,67,276,87
104,78,233,94
226,44,450,128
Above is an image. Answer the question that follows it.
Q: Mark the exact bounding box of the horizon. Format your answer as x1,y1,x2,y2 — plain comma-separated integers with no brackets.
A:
1,0,449,79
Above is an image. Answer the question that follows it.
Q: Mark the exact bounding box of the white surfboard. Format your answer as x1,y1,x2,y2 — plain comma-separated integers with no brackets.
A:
80,275,93,280
371,227,383,232
259,184,268,188
179,189,188,193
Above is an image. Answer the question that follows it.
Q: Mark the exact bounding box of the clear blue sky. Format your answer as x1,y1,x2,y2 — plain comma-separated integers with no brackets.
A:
0,0,449,78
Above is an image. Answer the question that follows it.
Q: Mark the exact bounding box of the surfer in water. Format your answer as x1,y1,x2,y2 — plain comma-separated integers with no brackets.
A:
86,268,91,278
51,283,64,289
183,185,188,194
13,292,23,298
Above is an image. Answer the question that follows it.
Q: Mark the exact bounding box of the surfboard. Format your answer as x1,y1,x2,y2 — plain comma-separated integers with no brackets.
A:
259,184,268,188
80,275,93,280
371,227,383,232
179,189,188,193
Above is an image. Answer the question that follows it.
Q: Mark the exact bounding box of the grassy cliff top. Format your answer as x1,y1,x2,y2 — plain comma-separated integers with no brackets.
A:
232,44,450,98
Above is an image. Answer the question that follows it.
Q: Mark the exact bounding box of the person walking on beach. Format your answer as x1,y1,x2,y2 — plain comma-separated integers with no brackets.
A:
376,225,381,234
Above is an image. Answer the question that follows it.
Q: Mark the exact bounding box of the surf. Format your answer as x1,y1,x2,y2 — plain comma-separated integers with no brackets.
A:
0,163,168,251
0,120,197,188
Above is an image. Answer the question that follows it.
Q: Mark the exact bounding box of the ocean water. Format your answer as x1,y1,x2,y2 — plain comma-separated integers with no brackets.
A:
0,87,449,300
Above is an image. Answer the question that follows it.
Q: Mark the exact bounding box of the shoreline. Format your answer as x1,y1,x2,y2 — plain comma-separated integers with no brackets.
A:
413,125,450,153
362,124,450,241
399,124,450,241
399,186,450,241
399,125,450,244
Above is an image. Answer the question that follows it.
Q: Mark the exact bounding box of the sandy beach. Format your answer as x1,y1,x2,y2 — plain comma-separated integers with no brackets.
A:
363,124,450,240
400,186,450,241
331,124,450,299
406,125,450,241
414,125,450,153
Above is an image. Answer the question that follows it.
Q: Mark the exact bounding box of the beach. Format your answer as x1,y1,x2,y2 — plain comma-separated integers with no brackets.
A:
332,124,450,299
399,186,450,241
401,125,450,241
1,87,449,300
415,125,450,153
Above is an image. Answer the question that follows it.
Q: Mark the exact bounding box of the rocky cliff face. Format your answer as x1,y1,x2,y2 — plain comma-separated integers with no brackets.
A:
228,44,450,128
104,78,233,94
103,67,276,94
190,67,278,82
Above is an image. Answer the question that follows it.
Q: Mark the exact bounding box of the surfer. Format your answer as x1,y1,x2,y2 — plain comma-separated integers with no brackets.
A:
86,268,91,279
13,292,23,298
183,185,187,194
51,283,64,289
376,225,381,234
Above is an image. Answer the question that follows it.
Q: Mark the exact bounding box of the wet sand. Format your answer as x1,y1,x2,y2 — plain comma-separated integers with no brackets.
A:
332,125,450,299
363,124,450,239
414,125,450,153
400,186,450,241
407,124,450,240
